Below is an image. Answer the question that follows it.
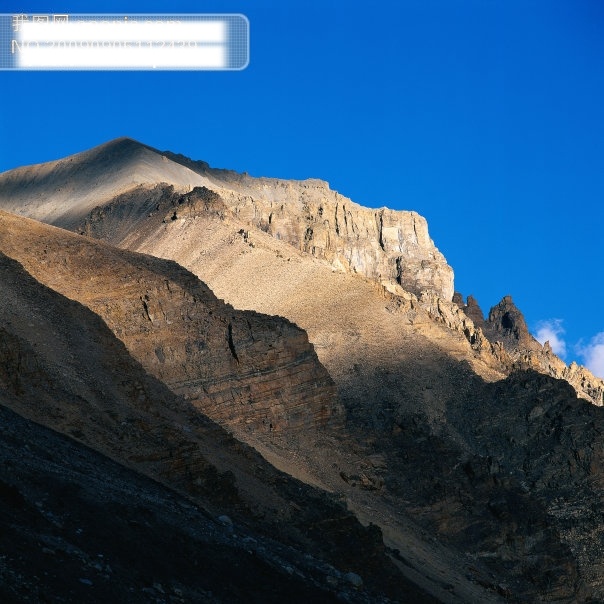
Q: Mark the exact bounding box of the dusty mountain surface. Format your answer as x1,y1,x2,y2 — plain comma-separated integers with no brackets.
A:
3,139,604,602
0,137,453,300
0,138,213,228
0,242,428,603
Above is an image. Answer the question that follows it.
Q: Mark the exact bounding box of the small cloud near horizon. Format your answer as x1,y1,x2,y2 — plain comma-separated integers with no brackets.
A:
576,333,604,379
535,319,567,357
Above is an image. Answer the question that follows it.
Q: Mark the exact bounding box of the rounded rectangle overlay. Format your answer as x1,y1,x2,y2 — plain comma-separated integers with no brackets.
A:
1,14,249,70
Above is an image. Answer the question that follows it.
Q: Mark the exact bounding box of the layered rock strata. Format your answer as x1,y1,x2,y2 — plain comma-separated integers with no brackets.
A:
0,211,342,434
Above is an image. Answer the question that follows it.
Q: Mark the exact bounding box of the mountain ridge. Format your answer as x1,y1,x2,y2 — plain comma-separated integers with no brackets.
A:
0,137,455,300
1,138,600,405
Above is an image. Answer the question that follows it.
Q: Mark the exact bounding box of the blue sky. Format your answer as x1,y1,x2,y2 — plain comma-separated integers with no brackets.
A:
1,0,603,375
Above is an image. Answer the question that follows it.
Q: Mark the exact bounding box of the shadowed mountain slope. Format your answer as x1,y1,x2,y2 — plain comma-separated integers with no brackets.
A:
0,402,370,604
0,245,428,603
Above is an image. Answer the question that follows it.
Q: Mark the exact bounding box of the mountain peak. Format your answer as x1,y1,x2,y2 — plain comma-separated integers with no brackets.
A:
453,292,486,327
79,136,155,161
486,294,540,351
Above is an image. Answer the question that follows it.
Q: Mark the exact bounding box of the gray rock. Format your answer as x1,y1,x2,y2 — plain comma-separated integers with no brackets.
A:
343,571,363,588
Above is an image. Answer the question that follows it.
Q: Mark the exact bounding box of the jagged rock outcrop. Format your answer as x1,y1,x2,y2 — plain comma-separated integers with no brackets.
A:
453,293,604,406
483,295,542,352
0,211,342,434
453,292,485,327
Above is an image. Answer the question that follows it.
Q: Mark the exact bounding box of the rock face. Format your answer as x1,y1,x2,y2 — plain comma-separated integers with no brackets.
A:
383,368,604,602
483,295,541,351
0,211,342,435
159,147,455,299
71,183,604,599
0,138,455,301
218,181,454,300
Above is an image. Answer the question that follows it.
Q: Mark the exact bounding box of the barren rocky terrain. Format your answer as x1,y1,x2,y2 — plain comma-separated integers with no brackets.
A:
0,240,423,603
1,138,604,602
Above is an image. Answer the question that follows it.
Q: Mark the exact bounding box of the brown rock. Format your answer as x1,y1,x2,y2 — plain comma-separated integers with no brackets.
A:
0,211,342,435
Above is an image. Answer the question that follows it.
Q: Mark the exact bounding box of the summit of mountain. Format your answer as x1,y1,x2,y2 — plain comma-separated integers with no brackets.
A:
0,137,213,228
0,137,454,300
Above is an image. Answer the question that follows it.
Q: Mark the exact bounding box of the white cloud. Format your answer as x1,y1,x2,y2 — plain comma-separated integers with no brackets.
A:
534,319,567,357
577,333,604,379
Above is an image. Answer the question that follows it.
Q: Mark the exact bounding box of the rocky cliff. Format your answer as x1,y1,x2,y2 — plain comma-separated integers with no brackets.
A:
216,180,454,300
0,138,454,301
69,180,604,600
0,211,342,435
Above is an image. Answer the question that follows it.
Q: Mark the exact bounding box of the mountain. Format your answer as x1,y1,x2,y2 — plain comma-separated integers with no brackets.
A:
2,138,600,406
0,137,454,299
2,138,604,601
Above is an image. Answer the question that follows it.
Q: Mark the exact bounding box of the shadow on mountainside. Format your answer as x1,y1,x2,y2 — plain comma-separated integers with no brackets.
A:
0,250,433,603
340,355,603,601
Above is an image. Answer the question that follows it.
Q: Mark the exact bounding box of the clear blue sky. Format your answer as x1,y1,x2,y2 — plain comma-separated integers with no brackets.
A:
1,0,603,375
